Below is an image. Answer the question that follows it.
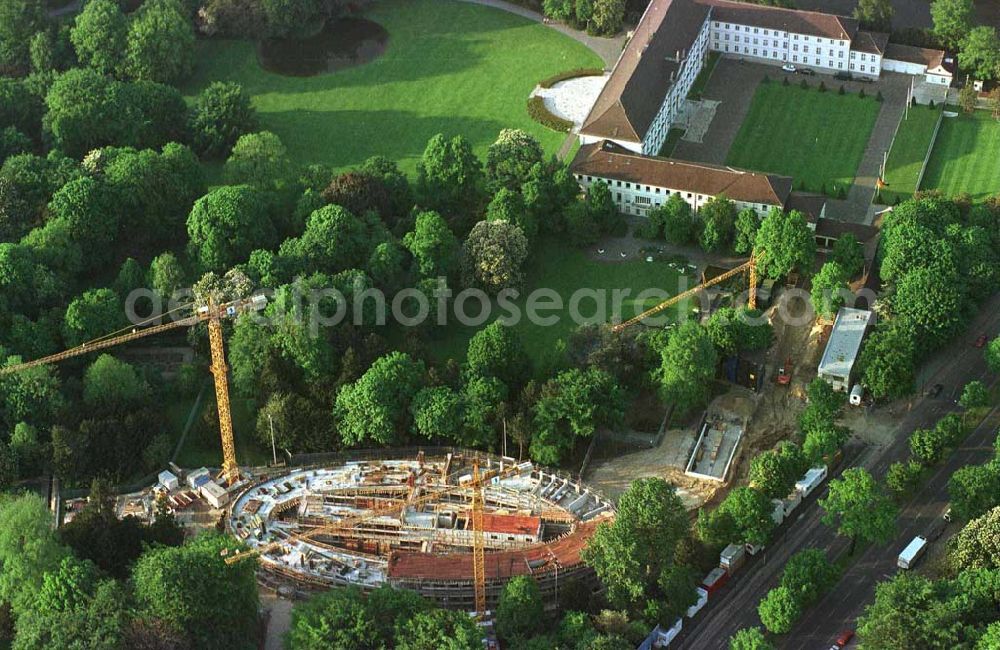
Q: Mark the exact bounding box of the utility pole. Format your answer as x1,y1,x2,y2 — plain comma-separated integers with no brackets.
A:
268,414,277,466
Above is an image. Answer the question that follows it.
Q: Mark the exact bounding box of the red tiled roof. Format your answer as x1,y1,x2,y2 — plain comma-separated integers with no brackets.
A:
481,513,542,536
387,519,606,581
570,140,792,206
884,43,949,71
853,30,889,55
702,0,858,41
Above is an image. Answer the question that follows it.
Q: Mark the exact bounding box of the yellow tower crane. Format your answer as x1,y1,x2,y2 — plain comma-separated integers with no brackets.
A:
0,295,267,485
612,251,759,332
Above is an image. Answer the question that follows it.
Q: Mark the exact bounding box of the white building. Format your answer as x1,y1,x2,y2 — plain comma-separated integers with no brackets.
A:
579,0,953,155
158,470,179,492
817,307,875,391
200,480,230,509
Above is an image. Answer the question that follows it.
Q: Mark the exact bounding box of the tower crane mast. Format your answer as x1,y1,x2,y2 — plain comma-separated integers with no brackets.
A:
0,295,267,485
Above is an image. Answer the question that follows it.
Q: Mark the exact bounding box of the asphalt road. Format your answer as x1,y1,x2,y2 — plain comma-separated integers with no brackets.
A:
675,295,1000,649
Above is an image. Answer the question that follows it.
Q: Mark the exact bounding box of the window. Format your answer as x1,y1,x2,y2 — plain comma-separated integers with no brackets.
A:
838,62,843,69
753,38,758,45
804,35,809,41
616,193,622,201
763,29,768,35
744,36,749,43
754,27,758,33
687,193,692,198
616,180,621,187
828,49,834,56
803,46,809,53
793,54,798,62
793,34,798,40
850,51,856,59
587,176,592,181
714,21,719,27
860,64,866,72
725,34,730,41
815,57,820,65
655,188,661,194
753,48,758,56
793,44,798,51
636,196,651,205
839,51,843,58
850,62,855,70
827,60,832,67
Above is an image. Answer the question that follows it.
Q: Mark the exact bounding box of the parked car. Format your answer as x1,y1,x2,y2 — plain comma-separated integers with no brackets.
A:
836,629,855,646
944,507,953,522
856,76,875,83
798,67,816,75
781,63,796,73
974,334,988,348
926,383,944,398
834,71,851,81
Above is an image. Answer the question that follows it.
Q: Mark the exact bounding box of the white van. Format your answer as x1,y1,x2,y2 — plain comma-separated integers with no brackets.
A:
849,384,864,406
897,535,928,569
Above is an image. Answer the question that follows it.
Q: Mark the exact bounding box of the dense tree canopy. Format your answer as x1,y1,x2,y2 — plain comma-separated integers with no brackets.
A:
187,184,276,272
188,81,259,158
582,478,690,617
754,208,815,279
462,218,529,294
496,575,545,644
819,468,897,552
931,0,975,49
122,0,196,84
334,351,426,446
655,320,717,416
132,533,259,649
531,366,624,465
70,0,127,76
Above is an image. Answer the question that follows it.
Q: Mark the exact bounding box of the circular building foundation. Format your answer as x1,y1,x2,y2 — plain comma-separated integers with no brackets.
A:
227,450,615,609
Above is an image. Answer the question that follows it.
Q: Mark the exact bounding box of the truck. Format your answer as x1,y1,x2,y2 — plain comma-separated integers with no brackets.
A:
795,466,828,498
776,357,792,385
702,567,729,595
897,535,928,569
720,544,746,572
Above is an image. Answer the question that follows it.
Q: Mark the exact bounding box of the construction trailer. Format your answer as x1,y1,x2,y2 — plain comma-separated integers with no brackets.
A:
719,544,746,573
817,307,875,392
158,470,179,492
795,466,829,498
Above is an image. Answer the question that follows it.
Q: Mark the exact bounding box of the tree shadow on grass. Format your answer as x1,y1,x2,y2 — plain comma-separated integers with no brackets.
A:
260,108,510,172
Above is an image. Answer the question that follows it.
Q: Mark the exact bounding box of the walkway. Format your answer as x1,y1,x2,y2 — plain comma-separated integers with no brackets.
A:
456,0,627,68
823,72,911,224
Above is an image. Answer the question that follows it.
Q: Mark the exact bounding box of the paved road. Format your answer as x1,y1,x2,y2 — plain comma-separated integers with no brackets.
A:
675,294,1000,649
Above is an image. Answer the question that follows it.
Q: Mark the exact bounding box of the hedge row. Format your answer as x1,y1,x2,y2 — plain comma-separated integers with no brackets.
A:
538,67,605,88
527,96,573,132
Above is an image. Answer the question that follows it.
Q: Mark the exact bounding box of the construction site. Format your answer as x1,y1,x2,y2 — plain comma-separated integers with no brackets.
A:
226,450,615,611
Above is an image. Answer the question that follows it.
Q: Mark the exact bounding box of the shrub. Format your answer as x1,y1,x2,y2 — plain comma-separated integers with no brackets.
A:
838,84,845,95
527,96,572,132
762,75,770,84
876,90,883,102
837,186,846,199
538,67,605,88
886,459,924,498
818,81,826,92
782,76,789,86
800,79,808,89
820,182,826,195
928,99,935,109
858,88,866,99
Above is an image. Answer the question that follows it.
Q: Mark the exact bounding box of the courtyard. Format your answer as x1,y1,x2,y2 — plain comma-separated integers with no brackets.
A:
921,108,1000,200
725,79,881,196
183,0,601,174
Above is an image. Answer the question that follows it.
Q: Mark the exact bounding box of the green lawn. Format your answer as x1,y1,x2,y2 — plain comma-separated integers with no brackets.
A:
921,109,1000,200
726,82,881,195
183,0,601,174
415,239,695,364
880,103,942,203
687,51,720,100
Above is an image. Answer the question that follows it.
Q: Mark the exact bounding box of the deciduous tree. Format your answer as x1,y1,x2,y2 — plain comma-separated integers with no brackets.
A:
70,0,127,75
931,0,975,49
465,321,529,388
959,380,989,410
729,627,774,650
831,233,864,277
757,586,801,634
698,195,737,252
531,367,623,465
749,441,808,499
754,208,815,279
959,26,1000,81
950,506,1000,570
187,81,258,159
654,320,717,416
462,219,529,294
334,351,426,446
819,467,897,553
496,575,544,644
659,193,697,245
853,0,893,32
810,261,849,319
395,608,482,650
733,208,759,254
123,0,195,84
948,461,1000,521
403,210,461,280
187,185,276,272
485,128,543,191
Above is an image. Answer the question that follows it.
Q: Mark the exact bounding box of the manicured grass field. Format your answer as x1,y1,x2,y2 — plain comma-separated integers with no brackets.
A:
183,0,601,174
921,109,1000,200
726,81,881,195
880,103,941,203
416,239,695,364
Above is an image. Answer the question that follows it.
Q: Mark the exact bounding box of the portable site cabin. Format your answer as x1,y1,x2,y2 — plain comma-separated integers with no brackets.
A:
158,470,179,491
897,536,928,569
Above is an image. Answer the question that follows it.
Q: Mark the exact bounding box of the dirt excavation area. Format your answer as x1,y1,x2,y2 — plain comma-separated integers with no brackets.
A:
585,292,893,508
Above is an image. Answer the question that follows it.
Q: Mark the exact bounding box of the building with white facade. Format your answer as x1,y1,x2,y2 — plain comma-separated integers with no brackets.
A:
579,0,954,156
817,307,875,391
570,140,793,217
